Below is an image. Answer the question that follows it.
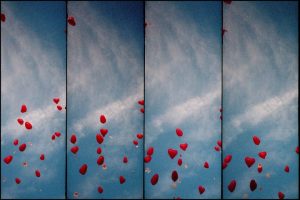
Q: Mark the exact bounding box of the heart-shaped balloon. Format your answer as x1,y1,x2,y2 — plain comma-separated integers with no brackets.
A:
258,151,267,159
53,98,60,104
123,156,128,163
176,128,183,137
204,161,209,169
278,192,285,199
79,164,88,175
171,170,178,182
98,186,103,193
119,176,126,184
144,155,152,163
168,148,178,159
100,129,108,137
250,179,257,191
70,146,79,154
224,154,232,163
100,115,106,124
257,163,263,173
179,143,188,151
17,118,24,125
3,155,13,164
96,134,104,144
21,104,27,113
35,170,41,177
151,174,159,185
97,147,102,154
252,136,260,145
245,157,255,168
198,185,205,194
70,134,77,144
25,122,32,130
19,143,27,152
97,156,105,165
40,154,45,160
136,133,143,139
228,180,236,192
147,147,154,156
284,165,289,173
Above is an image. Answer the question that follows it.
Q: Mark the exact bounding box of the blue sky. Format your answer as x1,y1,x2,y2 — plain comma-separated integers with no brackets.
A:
67,1,144,199
223,1,298,199
145,2,221,199
1,1,66,199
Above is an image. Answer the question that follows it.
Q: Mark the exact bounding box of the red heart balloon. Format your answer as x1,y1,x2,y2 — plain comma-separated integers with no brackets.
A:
224,154,232,163
198,185,205,194
258,151,267,159
98,186,103,193
17,118,24,125
67,16,76,26
96,147,102,154
179,143,188,151
71,146,79,154
35,170,41,177
119,176,126,184
100,115,106,124
284,165,289,173
100,129,108,137
79,164,88,175
171,170,178,182
296,146,299,154
151,174,159,185
3,155,13,164
204,161,209,169
123,156,128,163
97,156,105,165
96,134,104,144
245,157,255,168
257,163,263,173
176,128,183,137
168,148,178,159
15,178,21,184
136,133,143,139
57,105,62,111
140,108,144,113
133,140,138,146
138,100,144,105
147,147,154,156
40,154,45,160
250,179,257,191
177,158,182,166
19,143,27,152
1,13,6,22
70,134,77,144
144,155,152,163
278,192,285,199
55,132,61,137
253,136,260,145
228,180,236,192
53,98,60,104
21,104,27,113
13,139,19,146
25,122,32,130
214,146,220,152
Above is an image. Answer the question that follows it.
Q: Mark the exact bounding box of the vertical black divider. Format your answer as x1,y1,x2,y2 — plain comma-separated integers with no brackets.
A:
143,1,146,199
221,1,224,199
65,1,68,199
